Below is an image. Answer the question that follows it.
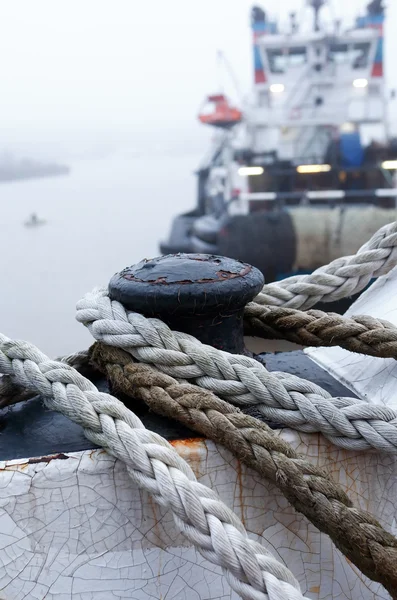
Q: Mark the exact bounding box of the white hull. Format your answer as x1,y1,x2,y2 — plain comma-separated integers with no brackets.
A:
1,433,394,599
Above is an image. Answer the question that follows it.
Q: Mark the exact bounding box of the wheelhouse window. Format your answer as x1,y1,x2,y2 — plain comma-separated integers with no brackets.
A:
352,42,371,69
267,49,287,73
267,46,307,73
329,43,349,64
328,41,371,68
288,46,307,67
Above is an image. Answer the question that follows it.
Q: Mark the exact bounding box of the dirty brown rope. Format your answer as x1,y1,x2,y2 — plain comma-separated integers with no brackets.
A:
245,304,397,358
91,341,397,598
4,306,397,411
4,306,397,412
0,377,34,409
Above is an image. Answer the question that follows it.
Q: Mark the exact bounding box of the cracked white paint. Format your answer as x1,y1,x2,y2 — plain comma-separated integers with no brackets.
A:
0,435,395,599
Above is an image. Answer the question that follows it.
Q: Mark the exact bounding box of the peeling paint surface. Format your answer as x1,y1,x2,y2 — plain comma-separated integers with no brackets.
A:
307,265,397,405
0,436,394,599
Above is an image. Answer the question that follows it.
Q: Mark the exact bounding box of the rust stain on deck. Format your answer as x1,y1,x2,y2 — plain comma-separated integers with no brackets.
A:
170,437,204,448
148,494,168,552
0,462,29,472
28,453,69,464
0,452,70,472
170,438,207,478
235,460,246,527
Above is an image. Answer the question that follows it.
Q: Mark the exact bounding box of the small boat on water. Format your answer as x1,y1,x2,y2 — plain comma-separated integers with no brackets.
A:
161,0,397,281
24,213,46,228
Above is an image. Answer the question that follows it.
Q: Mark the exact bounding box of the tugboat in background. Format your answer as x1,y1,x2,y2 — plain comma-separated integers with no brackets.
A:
160,0,397,281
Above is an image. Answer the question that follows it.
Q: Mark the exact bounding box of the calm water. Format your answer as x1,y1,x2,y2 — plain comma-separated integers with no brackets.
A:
0,153,200,356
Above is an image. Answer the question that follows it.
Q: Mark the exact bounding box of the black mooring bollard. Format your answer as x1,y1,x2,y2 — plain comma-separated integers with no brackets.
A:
108,253,264,355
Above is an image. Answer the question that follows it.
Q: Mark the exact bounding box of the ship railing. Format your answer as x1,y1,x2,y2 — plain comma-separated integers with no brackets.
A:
228,188,397,215
249,106,383,128
240,189,397,202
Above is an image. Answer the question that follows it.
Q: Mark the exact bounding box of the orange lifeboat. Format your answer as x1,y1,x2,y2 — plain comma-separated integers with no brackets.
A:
198,94,242,129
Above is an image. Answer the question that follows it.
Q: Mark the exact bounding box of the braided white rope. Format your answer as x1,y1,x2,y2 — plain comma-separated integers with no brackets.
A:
0,333,306,600
77,289,397,452
254,221,397,309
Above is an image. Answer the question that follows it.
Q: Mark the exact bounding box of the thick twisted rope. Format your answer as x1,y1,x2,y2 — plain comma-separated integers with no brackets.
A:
254,221,397,309
245,304,397,358
0,350,92,409
7,306,397,410
77,289,397,452
91,341,397,598
0,333,306,600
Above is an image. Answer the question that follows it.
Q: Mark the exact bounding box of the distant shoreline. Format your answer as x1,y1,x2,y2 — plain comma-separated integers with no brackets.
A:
0,160,70,184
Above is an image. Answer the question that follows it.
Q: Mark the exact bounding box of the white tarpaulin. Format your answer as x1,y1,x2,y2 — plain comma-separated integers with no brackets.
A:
306,266,397,406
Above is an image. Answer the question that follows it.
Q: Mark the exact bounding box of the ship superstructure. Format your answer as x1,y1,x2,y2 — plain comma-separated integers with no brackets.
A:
161,1,397,280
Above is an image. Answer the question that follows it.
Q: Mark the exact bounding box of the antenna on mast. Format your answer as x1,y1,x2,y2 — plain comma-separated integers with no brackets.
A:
307,0,326,31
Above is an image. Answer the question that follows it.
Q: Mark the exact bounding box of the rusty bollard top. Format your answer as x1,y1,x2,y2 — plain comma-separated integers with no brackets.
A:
108,253,264,354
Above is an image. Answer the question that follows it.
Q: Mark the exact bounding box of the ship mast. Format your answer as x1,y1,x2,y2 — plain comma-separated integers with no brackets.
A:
307,0,326,32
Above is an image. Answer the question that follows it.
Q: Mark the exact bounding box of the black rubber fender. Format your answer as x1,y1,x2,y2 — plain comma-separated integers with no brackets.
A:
218,211,296,280
192,215,221,244
160,214,196,255
190,235,219,254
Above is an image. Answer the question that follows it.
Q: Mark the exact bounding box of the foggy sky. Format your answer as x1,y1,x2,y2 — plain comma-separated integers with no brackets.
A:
1,0,396,157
